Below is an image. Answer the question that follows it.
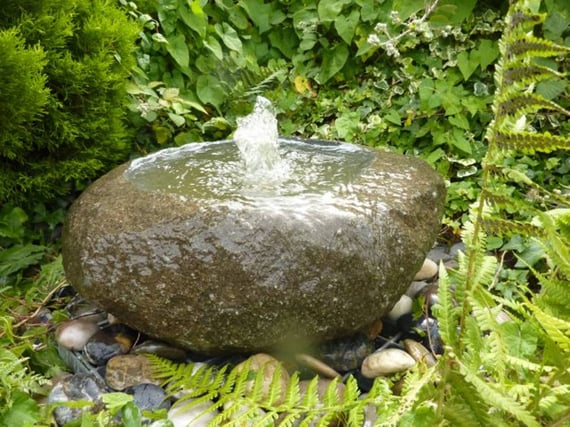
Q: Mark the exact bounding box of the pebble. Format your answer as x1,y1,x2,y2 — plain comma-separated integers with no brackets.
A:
83,329,133,366
403,339,437,367
105,354,161,391
361,348,416,378
132,340,188,361
48,373,106,426
386,295,413,322
318,333,375,372
295,353,341,379
234,353,290,405
55,318,100,351
413,258,438,281
125,383,171,412
414,317,444,355
405,281,430,298
168,398,218,427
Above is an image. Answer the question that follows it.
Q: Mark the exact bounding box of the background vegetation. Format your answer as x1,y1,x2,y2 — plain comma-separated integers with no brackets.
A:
0,0,568,424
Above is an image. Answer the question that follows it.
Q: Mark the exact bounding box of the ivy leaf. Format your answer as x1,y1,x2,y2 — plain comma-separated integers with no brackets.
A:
335,111,360,140
178,0,206,38
317,0,351,22
241,0,273,34
319,43,349,83
203,35,223,60
450,128,472,154
478,39,499,70
166,33,189,68
215,23,242,52
457,51,478,81
196,75,225,110
393,0,424,21
335,9,360,44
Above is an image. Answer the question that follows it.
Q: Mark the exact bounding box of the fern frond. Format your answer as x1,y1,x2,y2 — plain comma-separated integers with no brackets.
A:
457,359,540,426
481,217,544,239
502,64,566,88
378,366,439,426
494,131,570,154
433,262,460,351
496,93,570,118
443,372,492,426
526,303,570,353
507,9,545,31
504,35,570,61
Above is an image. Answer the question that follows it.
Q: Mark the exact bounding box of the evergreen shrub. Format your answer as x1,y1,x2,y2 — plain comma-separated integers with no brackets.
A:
0,0,139,208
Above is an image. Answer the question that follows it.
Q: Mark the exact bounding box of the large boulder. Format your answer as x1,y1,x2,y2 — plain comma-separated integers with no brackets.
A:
62,140,445,355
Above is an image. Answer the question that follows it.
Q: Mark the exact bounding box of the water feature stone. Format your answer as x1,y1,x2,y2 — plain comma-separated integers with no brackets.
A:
62,138,445,355
55,318,100,351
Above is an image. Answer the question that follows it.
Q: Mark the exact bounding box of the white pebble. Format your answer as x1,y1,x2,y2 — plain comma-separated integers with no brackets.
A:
413,258,438,281
386,295,413,321
168,398,218,427
361,348,416,378
55,319,100,351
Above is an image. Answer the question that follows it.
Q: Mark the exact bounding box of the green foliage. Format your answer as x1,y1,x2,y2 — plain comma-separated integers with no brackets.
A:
132,2,570,425
0,0,139,208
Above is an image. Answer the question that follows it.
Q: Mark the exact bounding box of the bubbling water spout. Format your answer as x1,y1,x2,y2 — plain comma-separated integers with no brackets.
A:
234,96,287,183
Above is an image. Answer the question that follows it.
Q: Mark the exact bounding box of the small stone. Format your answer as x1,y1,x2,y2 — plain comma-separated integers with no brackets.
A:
361,348,416,378
414,317,444,355
295,353,341,379
55,318,100,351
386,295,413,322
168,398,218,427
83,329,132,366
105,354,161,391
405,281,429,298
233,353,290,405
48,374,106,426
132,340,187,361
318,333,375,372
403,339,437,367
125,383,170,412
413,258,438,281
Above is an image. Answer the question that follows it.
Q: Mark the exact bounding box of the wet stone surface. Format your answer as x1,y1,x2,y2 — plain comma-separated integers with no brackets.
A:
48,246,453,426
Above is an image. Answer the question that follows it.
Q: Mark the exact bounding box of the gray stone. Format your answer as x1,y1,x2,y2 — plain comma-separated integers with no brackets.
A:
62,142,445,355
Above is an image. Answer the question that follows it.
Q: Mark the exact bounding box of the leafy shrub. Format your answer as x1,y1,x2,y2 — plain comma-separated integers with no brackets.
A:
0,0,139,208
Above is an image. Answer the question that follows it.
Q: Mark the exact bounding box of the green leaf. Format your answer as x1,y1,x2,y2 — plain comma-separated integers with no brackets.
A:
178,0,206,38
536,79,566,100
2,391,40,426
385,109,402,125
168,113,186,127
0,206,28,242
317,0,351,22
166,33,189,68
319,43,349,83
457,51,478,81
0,244,45,280
450,128,472,154
335,111,360,139
196,75,225,110
335,9,360,44
500,322,538,358
477,39,500,70
203,36,223,61
215,23,242,52
393,0,424,21
241,0,273,34
449,114,470,130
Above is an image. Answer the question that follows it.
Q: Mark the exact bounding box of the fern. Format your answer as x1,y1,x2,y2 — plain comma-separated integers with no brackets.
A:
139,3,570,425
